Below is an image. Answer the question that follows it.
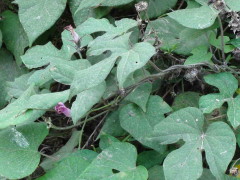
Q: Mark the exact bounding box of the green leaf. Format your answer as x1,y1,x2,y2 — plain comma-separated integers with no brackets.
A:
88,32,155,88
14,0,67,46
99,134,120,150
68,0,110,26
204,72,238,97
168,5,218,29
26,90,69,110
76,0,134,12
6,72,34,100
137,151,167,169
0,11,29,65
153,107,236,180
28,66,52,86
145,17,210,55
148,165,165,180
199,72,240,128
22,42,65,69
204,122,236,179
100,109,126,137
125,82,152,112
184,46,212,65
117,42,155,88
136,0,178,19
88,32,131,56
103,72,118,99
77,17,138,39
225,0,240,11
0,122,48,179
70,55,117,97
198,169,217,180
50,60,91,85
0,86,69,129
0,49,22,108
39,142,148,180
71,82,106,124
230,38,240,48
120,95,172,152
172,92,200,111
39,150,98,180
209,33,235,53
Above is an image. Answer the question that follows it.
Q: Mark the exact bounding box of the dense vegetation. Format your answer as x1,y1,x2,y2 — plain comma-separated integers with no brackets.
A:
1,0,240,179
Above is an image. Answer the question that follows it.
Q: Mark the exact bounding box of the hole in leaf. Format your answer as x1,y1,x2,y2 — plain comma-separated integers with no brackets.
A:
112,169,120,174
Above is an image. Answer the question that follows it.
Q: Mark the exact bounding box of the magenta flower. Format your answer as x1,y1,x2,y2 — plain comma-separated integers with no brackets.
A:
55,102,71,117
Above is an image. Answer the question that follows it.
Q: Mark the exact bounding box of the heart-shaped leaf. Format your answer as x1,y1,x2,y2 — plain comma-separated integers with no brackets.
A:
168,5,218,29
39,142,148,180
0,122,48,179
199,72,240,128
120,95,172,152
153,107,236,180
14,0,67,45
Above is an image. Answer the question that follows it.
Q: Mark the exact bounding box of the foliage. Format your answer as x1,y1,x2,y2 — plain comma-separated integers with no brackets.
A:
1,0,240,179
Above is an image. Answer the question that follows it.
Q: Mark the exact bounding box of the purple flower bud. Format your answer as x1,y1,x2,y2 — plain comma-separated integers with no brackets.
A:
64,25,80,46
55,102,71,117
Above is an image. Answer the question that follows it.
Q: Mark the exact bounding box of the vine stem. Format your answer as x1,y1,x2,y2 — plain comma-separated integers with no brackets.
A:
50,110,109,130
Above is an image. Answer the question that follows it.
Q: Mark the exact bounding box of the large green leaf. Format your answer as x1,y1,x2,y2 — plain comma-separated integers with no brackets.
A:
153,107,236,180
71,82,106,124
172,92,200,111
68,0,110,26
0,122,48,179
14,0,67,46
137,150,167,169
0,49,22,108
225,0,240,11
120,96,172,152
136,0,178,19
21,30,85,86
39,150,98,180
0,11,29,64
50,60,91,85
199,72,240,128
76,0,134,13
88,32,155,88
6,72,34,100
27,66,52,86
117,42,155,88
168,5,218,29
99,134,120,150
74,18,149,88
184,46,212,65
0,86,69,129
39,142,148,180
77,17,137,36
70,55,117,97
145,17,210,55
22,42,64,69
124,69,152,112
148,165,165,180
209,33,235,53
100,109,126,137
125,82,152,112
